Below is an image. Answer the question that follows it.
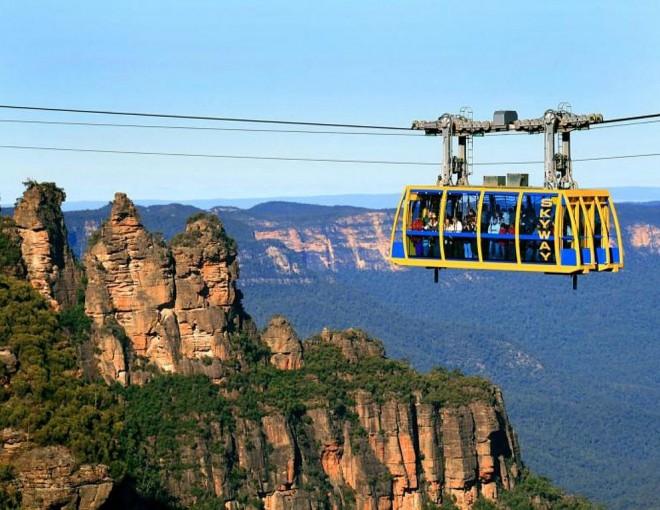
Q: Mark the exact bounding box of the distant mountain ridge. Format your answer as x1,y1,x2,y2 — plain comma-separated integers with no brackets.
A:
5,185,659,212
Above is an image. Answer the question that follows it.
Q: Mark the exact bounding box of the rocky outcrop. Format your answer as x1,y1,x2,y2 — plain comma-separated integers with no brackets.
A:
262,316,304,370
251,211,394,273
0,348,18,387
171,213,240,361
12,182,81,309
628,223,660,254
439,401,517,508
0,430,112,510
84,194,254,384
127,328,521,510
319,327,386,364
227,206,399,281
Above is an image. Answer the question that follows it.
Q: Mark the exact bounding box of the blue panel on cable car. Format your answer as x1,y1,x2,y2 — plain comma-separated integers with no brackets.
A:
611,248,620,264
561,249,577,266
581,248,592,264
391,241,405,258
597,248,608,264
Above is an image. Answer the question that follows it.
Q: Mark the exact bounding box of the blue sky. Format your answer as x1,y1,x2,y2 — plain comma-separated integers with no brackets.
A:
1,1,659,205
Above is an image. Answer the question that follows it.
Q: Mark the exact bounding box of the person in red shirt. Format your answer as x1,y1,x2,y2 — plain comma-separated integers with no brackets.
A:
497,221,507,259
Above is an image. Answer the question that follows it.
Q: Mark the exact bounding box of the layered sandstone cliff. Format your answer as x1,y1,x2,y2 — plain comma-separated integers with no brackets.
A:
628,223,660,255
12,182,82,309
250,210,393,273
262,316,304,370
225,205,398,279
0,429,112,510
122,327,521,510
84,194,255,385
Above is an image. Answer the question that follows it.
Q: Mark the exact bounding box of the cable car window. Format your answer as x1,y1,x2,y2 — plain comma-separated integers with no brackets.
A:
562,206,573,249
406,190,442,258
600,197,622,265
600,199,615,248
444,191,479,260
577,200,592,265
595,197,613,265
520,193,557,264
594,200,603,249
483,191,517,262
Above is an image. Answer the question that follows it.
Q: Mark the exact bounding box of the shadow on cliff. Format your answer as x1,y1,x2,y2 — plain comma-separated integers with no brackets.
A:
100,477,179,510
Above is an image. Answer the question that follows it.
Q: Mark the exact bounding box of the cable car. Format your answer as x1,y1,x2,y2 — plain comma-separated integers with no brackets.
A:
388,108,624,288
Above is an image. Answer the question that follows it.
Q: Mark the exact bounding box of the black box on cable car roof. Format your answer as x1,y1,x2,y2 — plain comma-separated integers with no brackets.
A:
493,110,518,127
506,173,529,187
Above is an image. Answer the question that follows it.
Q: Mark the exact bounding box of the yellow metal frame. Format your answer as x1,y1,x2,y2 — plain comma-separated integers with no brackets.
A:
388,185,624,275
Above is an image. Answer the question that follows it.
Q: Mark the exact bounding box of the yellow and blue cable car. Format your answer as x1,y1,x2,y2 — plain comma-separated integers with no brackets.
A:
388,109,624,288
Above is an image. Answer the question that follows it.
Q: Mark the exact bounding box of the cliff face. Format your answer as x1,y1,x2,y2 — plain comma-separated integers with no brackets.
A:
262,316,304,370
123,328,521,510
12,182,82,309
0,430,112,510
216,205,399,281
628,223,660,255
84,194,254,385
250,211,394,273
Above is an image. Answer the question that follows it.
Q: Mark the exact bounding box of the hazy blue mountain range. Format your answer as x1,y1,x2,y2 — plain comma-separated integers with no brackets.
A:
2,197,659,509
4,185,660,212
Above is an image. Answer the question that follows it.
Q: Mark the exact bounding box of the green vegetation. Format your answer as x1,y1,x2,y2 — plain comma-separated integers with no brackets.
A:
57,303,92,346
223,330,495,430
0,218,23,276
0,276,123,472
470,469,603,509
169,213,237,253
21,180,66,203
119,375,235,506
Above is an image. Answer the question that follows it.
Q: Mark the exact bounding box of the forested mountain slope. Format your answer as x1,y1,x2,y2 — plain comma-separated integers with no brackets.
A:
5,194,657,509
0,181,602,510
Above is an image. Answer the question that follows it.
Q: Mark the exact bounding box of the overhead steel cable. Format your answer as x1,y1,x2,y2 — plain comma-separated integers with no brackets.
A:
0,143,658,166
0,144,436,165
590,119,660,129
598,113,660,124
0,104,412,131
0,118,425,137
1,104,659,135
0,116,658,141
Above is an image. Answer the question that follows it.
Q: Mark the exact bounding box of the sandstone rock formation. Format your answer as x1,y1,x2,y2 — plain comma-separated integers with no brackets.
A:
123,328,520,510
318,326,386,364
12,182,81,309
628,223,660,254
234,206,398,279
84,194,254,384
171,213,240,360
262,316,304,370
0,430,112,510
